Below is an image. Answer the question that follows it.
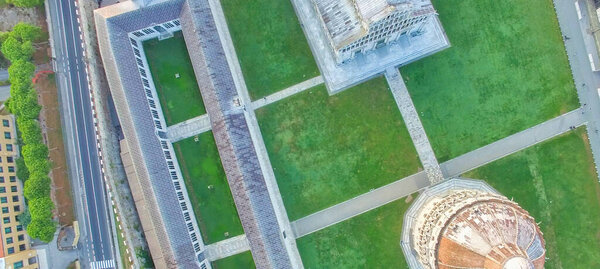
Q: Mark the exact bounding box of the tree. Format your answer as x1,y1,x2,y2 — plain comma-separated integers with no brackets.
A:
28,197,54,220
24,157,50,177
16,118,42,145
0,37,34,62
7,59,35,84
26,218,55,243
6,0,44,8
22,142,48,163
23,175,50,200
16,157,29,182
10,23,42,42
17,210,31,228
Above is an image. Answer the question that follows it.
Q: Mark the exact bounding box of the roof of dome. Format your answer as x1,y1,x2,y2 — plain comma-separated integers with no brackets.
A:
411,189,546,269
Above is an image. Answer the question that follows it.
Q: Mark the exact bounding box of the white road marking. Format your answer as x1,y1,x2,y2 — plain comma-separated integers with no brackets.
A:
90,259,115,269
575,1,582,20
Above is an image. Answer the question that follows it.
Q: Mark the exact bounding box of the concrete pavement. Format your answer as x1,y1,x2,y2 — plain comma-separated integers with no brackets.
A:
166,114,211,142
0,69,10,102
0,69,8,81
0,85,10,101
205,234,250,261
46,0,116,267
554,0,600,179
441,108,586,177
291,171,429,237
251,76,324,109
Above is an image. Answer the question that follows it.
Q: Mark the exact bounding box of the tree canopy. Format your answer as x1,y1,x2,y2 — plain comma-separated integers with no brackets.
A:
4,22,56,243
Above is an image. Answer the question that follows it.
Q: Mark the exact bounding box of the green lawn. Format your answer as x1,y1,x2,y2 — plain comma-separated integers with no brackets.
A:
401,0,578,161
257,77,421,220
221,0,319,100
173,133,243,244
211,251,255,269
143,32,205,125
297,196,413,268
465,128,600,268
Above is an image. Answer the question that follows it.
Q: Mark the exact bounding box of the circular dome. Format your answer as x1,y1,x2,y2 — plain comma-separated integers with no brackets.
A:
411,189,546,269
503,257,534,269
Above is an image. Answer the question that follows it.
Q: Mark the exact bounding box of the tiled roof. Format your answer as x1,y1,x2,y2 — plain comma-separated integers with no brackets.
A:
95,1,200,267
179,0,293,267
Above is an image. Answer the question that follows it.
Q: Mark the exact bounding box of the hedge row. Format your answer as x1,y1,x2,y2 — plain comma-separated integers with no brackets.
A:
0,23,56,243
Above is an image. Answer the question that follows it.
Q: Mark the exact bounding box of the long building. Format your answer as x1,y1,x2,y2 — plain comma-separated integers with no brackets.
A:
0,115,42,269
95,0,299,268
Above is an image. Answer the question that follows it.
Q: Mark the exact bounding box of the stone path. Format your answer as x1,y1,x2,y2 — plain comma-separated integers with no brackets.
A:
385,68,444,184
291,109,585,238
440,108,586,177
251,76,324,109
205,234,250,261
166,114,211,142
291,171,429,238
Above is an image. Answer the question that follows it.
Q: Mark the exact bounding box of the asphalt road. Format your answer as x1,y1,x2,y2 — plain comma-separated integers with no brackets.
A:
46,0,116,267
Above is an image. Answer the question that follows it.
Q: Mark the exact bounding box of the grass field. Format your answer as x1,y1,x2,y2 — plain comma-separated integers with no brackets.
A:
144,32,205,125
401,0,578,162
297,196,413,268
173,133,243,244
257,77,421,220
211,251,255,269
465,128,600,268
221,0,319,100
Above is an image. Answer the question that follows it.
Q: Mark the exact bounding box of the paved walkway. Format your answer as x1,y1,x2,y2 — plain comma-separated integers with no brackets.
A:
441,108,586,177
0,69,7,81
251,76,324,109
385,68,444,184
553,0,600,179
205,234,250,261
166,114,211,142
292,109,585,238
291,171,429,237
0,85,9,101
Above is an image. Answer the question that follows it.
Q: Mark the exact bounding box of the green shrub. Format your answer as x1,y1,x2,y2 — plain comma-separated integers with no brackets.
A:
23,175,50,200
28,196,54,220
27,218,55,243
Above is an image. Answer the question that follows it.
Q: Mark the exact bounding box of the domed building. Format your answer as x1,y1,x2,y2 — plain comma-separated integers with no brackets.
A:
401,178,546,269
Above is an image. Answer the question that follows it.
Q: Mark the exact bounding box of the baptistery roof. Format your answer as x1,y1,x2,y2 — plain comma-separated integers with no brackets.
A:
410,185,545,269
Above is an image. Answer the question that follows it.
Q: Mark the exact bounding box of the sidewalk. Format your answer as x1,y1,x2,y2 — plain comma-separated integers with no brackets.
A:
441,108,586,177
